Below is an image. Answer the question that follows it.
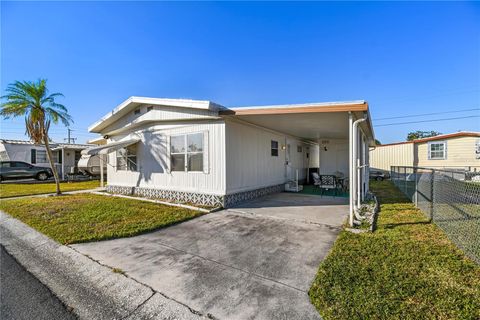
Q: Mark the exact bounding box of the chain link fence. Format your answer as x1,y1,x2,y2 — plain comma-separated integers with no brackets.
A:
391,166,480,264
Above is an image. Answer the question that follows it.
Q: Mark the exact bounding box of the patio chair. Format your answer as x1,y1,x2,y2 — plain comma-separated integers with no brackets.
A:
312,172,321,187
334,171,346,193
319,175,337,197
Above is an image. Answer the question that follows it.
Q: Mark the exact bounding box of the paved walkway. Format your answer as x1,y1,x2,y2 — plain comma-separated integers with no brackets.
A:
73,193,348,320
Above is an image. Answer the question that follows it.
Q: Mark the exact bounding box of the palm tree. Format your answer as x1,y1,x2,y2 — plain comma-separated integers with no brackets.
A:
1,79,72,195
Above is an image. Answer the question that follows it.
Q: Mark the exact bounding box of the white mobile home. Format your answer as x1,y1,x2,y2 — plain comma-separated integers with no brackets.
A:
0,139,92,179
86,97,375,223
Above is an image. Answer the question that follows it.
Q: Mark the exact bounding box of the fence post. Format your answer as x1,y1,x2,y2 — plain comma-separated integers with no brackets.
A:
414,167,418,207
430,169,435,221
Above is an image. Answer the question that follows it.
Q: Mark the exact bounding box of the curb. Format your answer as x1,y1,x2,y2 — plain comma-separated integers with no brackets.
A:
0,211,207,320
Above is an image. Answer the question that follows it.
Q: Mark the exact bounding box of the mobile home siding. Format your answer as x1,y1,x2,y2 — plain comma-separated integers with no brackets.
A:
101,105,219,134
416,136,480,170
107,121,226,195
369,143,414,171
224,119,310,194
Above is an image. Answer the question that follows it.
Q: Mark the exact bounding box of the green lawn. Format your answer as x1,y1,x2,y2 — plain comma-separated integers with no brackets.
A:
0,193,204,244
309,180,480,320
0,180,100,198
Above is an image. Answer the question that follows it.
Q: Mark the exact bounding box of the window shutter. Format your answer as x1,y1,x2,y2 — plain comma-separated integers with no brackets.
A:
444,142,447,159
203,131,209,174
31,149,36,164
428,143,431,160
58,150,63,164
166,135,171,173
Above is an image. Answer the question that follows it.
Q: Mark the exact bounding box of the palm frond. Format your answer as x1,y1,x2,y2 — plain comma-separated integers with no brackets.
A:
1,78,73,138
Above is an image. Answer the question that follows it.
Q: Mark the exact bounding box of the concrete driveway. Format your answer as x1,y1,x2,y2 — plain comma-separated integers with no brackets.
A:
72,193,348,319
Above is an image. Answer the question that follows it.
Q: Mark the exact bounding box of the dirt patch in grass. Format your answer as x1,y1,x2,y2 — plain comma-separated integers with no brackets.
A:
0,180,100,198
0,193,205,244
309,180,480,320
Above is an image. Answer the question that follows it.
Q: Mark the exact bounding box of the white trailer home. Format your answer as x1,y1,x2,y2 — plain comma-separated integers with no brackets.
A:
0,139,92,179
86,97,375,224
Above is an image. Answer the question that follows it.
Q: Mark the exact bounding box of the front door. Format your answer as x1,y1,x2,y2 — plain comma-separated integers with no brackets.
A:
286,143,292,180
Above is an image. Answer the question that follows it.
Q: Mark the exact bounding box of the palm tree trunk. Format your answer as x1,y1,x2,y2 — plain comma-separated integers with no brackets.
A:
43,136,61,195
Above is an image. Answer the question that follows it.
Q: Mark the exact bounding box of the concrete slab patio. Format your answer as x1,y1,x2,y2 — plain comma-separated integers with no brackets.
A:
72,192,349,320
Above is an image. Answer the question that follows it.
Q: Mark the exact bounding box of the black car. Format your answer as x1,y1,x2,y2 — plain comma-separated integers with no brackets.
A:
0,161,53,182
369,170,390,181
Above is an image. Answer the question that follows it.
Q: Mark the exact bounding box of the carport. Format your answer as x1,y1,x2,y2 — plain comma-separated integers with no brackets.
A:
223,101,376,226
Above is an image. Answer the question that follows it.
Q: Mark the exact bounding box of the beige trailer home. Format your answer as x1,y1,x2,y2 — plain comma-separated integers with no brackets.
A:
370,132,480,172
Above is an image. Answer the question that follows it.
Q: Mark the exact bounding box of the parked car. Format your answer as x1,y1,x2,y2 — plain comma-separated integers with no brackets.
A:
0,161,53,182
370,170,390,181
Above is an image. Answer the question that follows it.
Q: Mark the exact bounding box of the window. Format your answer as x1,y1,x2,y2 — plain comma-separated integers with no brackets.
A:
476,139,480,160
1,162,11,168
147,106,154,112
32,149,60,164
14,162,30,168
116,144,137,171
428,141,447,160
134,108,141,115
170,133,204,172
36,150,48,163
271,140,279,157
297,145,303,153
0,151,8,161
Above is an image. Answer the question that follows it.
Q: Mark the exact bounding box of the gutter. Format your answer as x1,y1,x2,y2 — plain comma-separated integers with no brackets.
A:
350,114,368,226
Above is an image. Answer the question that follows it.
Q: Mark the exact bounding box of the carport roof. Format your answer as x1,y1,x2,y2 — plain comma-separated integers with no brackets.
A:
223,100,375,144
220,100,368,115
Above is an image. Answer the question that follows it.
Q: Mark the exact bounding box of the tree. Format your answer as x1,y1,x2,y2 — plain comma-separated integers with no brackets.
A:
406,130,441,141
1,79,72,195
375,139,381,145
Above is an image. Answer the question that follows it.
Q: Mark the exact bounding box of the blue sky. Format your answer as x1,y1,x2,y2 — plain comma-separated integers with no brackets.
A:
1,1,479,144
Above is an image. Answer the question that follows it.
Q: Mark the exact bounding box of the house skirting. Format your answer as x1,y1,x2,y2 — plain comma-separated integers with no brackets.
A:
106,184,284,208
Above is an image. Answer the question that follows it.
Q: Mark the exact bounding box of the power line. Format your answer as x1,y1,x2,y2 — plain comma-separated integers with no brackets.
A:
374,115,480,127
374,108,480,121
374,88,480,104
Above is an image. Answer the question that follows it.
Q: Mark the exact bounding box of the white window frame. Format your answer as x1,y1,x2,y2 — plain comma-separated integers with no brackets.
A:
116,145,138,171
428,141,447,160
170,132,204,173
271,140,279,157
36,150,48,163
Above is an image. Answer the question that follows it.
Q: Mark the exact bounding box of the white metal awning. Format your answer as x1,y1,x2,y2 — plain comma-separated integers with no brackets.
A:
81,139,140,156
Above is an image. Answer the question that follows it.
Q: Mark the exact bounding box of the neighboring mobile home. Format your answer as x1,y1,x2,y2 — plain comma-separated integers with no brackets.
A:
85,97,375,222
0,139,92,179
370,132,480,172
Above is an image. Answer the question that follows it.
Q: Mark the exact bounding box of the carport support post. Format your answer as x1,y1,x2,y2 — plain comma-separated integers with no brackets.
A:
61,148,65,181
100,154,104,188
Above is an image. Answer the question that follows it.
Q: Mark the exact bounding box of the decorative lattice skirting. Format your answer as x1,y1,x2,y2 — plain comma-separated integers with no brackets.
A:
223,184,284,208
106,184,284,208
134,187,224,207
105,185,223,207
106,185,135,195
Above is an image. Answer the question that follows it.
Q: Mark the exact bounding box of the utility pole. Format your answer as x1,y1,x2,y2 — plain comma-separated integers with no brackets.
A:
65,128,77,144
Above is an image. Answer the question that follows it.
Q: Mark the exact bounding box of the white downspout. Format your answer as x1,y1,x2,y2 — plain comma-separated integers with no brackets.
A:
351,114,367,225
348,113,354,226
